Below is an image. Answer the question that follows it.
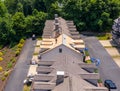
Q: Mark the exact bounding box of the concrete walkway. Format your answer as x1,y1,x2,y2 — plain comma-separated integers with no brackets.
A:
4,39,36,91
27,40,41,76
99,40,117,47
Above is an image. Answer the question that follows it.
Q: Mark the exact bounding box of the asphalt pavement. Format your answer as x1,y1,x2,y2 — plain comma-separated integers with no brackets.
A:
81,35,120,91
4,38,36,91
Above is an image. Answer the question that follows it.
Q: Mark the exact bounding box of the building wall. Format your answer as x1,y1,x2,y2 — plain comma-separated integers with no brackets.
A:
41,45,83,63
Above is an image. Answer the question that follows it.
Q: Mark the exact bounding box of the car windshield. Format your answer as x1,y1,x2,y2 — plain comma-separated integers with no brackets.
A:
106,80,116,88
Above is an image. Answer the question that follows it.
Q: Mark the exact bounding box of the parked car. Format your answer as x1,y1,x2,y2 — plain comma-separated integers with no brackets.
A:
104,80,117,91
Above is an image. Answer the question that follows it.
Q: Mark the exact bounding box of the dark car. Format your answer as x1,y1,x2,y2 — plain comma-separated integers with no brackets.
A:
104,80,117,90
32,34,36,40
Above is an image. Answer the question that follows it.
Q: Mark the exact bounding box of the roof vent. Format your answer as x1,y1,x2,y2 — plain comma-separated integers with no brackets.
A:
56,71,64,85
59,48,62,53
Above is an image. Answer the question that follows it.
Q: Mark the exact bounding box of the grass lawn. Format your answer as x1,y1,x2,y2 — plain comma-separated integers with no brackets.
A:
97,33,112,40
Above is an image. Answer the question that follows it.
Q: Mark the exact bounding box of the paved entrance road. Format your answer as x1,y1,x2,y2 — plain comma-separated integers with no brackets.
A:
4,39,36,91
82,35,120,91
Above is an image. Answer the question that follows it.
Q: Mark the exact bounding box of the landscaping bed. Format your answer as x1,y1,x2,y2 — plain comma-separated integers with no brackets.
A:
0,39,25,91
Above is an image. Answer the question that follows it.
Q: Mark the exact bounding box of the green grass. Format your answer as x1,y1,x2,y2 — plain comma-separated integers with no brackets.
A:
33,52,39,55
35,45,40,47
23,85,31,91
104,46,115,48
97,33,112,40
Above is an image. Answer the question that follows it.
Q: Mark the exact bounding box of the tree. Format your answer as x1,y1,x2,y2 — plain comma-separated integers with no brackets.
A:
34,0,46,12
62,0,120,32
0,1,8,17
48,1,62,19
25,15,34,37
4,0,18,14
12,12,26,41
31,10,47,36
23,0,33,16
25,10,47,37
16,2,23,12
0,14,14,45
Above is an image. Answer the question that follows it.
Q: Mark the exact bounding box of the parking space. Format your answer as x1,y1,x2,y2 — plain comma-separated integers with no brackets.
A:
100,40,120,67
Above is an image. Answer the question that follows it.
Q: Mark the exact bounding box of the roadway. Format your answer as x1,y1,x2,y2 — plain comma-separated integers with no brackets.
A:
4,38,36,91
81,35,120,91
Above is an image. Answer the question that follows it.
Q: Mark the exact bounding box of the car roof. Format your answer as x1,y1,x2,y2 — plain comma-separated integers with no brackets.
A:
105,80,116,88
105,80,113,83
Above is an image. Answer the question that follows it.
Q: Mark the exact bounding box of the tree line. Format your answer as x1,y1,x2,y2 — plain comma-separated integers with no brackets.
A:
0,0,120,46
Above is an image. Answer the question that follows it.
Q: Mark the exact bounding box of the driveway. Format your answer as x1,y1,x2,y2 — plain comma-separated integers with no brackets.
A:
81,35,120,90
4,38,36,91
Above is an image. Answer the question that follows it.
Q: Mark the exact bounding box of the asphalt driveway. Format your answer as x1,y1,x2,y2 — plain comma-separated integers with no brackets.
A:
81,35,120,91
4,38,36,91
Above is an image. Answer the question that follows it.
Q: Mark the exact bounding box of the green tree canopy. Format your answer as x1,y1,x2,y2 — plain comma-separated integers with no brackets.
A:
62,0,120,32
0,1,8,17
12,12,26,41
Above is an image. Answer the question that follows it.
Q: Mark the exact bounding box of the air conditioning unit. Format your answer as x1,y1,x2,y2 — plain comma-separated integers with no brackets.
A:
56,71,64,85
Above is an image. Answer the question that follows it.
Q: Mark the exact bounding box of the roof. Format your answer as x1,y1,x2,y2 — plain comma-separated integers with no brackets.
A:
42,17,80,39
40,34,84,55
31,17,108,91
42,20,54,38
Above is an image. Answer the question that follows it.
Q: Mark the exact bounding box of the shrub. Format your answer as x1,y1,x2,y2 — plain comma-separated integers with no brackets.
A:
85,60,92,64
0,66,3,72
20,39,25,44
85,51,89,56
11,58,16,63
17,43,23,48
16,48,21,51
0,45,3,49
98,79,102,83
7,62,13,69
0,57,3,62
0,52,3,56
4,71,9,77
15,50,20,56
94,68,98,73
1,77,6,81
